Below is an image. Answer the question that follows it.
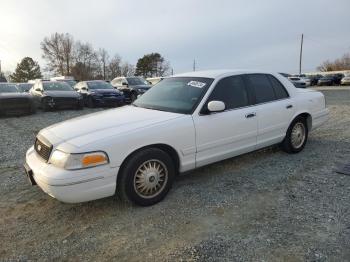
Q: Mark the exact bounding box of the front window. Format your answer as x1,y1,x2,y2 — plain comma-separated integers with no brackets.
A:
43,82,74,91
127,77,148,85
133,77,214,114
0,84,19,93
87,81,114,90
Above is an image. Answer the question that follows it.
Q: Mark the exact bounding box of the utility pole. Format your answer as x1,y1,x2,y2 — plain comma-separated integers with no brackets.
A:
193,59,196,71
299,33,304,75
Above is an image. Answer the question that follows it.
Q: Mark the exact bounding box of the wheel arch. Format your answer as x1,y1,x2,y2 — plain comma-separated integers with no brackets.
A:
117,143,181,183
292,112,312,130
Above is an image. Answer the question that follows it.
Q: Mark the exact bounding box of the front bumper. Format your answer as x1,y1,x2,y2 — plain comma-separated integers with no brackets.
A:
91,95,125,107
24,146,119,203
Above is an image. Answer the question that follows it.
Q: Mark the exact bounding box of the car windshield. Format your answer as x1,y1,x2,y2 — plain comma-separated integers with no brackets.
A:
127,77,148,85
0,84,19,93
60,80,77,87
43,82,74,91
17,83,33,92
87,81,114,90
133,77,214,114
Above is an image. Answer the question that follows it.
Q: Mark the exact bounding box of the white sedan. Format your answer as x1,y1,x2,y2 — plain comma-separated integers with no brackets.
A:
24,70,329,206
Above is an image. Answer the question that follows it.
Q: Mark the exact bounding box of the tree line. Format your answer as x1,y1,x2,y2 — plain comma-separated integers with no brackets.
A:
317,52,350,72
6,32,171,82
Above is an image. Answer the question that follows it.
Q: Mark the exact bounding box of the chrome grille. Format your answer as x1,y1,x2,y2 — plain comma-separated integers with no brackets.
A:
34,138,52,162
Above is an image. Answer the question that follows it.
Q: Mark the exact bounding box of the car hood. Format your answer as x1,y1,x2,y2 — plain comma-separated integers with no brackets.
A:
43,90,80,97
39,106,184,148
0,92,31,99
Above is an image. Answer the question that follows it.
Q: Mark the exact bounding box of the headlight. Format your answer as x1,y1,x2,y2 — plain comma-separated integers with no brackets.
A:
50,150,109,170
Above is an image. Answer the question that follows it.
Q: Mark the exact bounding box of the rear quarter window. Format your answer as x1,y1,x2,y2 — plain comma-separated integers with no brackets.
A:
268,75,289,99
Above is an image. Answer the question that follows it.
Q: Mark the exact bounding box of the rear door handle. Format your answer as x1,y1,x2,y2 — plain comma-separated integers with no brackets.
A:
286,104,293,109
245,112,256,118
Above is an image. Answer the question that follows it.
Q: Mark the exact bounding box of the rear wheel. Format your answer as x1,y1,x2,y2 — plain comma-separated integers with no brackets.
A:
117,148,175,206
281,117,308,153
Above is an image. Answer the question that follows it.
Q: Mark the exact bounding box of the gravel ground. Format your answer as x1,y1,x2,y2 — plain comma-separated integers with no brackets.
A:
1,89,350,261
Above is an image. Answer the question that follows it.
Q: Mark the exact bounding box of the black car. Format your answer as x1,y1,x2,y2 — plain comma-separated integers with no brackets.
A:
308,75,323,86
111,77,151,102
317,75,336,86
74,80,125,108
16,83,33,93
0,83,35,116
30,81,84,111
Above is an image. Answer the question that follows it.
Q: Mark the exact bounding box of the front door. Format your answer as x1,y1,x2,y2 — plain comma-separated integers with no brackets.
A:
193,75,258,167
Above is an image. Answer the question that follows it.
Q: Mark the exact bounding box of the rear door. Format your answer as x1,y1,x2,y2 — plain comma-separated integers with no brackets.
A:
193,75,258,167
244,74,295,148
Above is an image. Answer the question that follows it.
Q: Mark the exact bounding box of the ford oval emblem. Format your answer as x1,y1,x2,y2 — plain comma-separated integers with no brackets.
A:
37,144,42,151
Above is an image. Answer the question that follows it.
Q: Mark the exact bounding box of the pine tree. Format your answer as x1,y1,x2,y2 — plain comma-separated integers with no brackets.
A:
10,57,42,82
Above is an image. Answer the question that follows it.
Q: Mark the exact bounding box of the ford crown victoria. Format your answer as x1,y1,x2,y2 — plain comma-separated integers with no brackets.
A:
24,70,329,206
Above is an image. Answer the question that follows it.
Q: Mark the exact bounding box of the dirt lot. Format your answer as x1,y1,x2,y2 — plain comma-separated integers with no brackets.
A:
1,89,350,261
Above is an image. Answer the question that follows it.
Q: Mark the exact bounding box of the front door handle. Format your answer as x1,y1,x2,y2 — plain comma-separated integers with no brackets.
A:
286,104,293,109
245,112,256,118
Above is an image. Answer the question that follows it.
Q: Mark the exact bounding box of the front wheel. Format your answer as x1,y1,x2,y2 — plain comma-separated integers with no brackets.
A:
281,117,308,154
117,148,175,206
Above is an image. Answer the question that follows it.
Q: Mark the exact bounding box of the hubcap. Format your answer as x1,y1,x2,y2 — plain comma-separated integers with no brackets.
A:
291,122,306,149
133,159,168,199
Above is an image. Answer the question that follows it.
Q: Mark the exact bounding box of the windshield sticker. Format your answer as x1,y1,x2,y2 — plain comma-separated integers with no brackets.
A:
187,81,206,88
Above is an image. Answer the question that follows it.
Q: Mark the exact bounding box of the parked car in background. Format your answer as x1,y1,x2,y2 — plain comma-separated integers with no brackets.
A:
24,70,329,206
0,83,35,116
147,77,164,85
288,77,307,88
30,80,83,111
111,76,151,102
50,76,77,88
308,75,323,86
317,75,337,86
74,80,125,108
341,75,350,85
16,83,33,93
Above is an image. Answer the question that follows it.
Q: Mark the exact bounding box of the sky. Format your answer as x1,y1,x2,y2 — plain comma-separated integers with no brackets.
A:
1,0,350,75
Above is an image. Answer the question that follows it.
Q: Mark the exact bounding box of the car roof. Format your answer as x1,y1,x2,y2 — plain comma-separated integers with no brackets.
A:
172,69,274,79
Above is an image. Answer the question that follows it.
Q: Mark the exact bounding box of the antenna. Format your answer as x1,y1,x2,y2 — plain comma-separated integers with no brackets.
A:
193,59,196,71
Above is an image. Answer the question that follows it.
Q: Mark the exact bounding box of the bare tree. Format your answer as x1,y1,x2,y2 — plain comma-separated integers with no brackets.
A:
121,62,135,77
317,53,350,72
98,48,109,80
107,54,122,79
72,41,100,80
41,33,74,75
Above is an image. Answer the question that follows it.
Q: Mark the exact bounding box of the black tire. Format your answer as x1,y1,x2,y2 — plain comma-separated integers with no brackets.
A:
130,92,137,102
281,117,308,154
41,97,52,111
87,96,95,108
117,148,175,206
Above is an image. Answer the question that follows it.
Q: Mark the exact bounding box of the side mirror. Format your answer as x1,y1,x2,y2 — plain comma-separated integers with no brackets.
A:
207,101,225,113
